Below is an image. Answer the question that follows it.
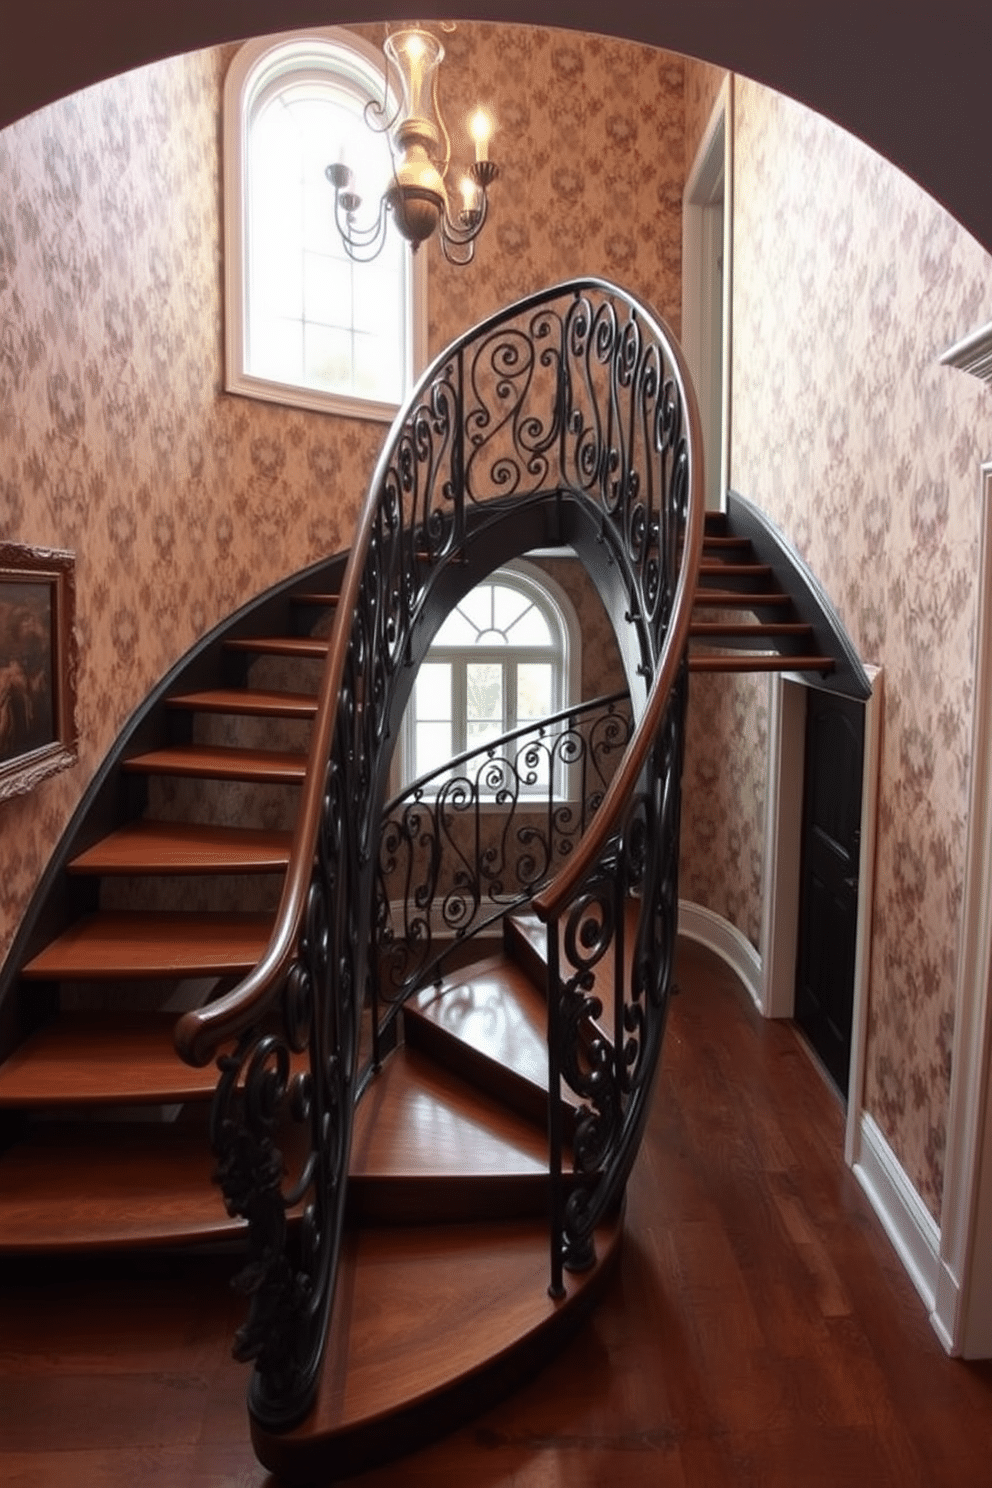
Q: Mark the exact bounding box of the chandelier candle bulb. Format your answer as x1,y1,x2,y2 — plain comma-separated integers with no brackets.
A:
469,107,493,163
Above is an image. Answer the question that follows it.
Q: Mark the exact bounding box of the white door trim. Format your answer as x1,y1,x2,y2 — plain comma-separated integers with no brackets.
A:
682,74,733,510
758,668,883,1167
936,462,992,1355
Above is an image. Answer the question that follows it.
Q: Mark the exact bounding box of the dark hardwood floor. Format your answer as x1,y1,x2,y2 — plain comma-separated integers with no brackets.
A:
3,936,992,1486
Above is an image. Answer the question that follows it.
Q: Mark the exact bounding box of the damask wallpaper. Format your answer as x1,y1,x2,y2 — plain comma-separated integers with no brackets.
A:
0,24,683,963
680,669,768,950
730,80,992,1218
683,57,727,178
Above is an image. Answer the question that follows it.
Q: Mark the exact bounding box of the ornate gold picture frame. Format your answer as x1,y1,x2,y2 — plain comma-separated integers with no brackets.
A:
0,543,78,801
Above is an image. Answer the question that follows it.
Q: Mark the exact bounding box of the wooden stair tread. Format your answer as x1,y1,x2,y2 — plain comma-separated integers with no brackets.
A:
697,561,773,579
404,956,578,1132
224,636,329,658
406,956,552,1094
506,908,636,1045
690,620,813,638
21,911,273,980
0,1122,241,1252
254,1214,622,1482
0,1012,218,1106
690,653,834,673
165,688,318,718
292,591,339,607
348,1046,555,1223
351,1045,550,1178
123,743,307,782
691,588,793,607
69,820,293,875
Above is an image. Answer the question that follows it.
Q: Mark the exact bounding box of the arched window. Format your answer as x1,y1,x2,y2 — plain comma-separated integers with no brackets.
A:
401,562,581,788
224,29,426,420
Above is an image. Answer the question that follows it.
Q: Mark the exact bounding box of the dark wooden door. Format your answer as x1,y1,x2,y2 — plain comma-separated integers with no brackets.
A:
795,689,865,1098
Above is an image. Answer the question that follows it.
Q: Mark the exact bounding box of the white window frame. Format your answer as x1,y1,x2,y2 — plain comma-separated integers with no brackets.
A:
223,27,427,422
398,559,582,798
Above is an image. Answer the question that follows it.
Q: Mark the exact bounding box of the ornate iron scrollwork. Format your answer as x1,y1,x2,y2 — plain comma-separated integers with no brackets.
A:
192,278,700,1427
374,692,633,1014
547,667,689,1292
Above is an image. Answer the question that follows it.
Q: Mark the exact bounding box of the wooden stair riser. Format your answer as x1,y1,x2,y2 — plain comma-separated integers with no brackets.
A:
402,996,578,1140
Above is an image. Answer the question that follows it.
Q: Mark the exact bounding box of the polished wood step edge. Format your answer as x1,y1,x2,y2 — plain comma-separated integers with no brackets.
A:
690,620,813,638
291,592,340,607
224,636,329,658
69,821,293,875
689,653,834,673
0,1012,218,1106
692,589,792,607
122,744,307,782
165,688,318,718
21,911,274,980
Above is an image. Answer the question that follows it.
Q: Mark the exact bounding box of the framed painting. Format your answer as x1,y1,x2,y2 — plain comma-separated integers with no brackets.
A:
0,543,78,801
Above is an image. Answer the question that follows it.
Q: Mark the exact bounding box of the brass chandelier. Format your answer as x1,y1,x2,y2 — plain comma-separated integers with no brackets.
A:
326,26,498,266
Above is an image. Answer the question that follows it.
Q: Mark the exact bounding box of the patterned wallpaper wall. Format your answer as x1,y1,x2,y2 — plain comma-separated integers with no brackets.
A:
683,57,727,177
678,60,770,953
0,48,386,961
422,22,686,345
680,669,768,949
0,24,683,962
730,79,992,1218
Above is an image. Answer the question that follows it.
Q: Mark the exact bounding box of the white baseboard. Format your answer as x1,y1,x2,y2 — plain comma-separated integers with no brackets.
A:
677,900,763,1011
852,1111,943,1330
932,1259,961,1355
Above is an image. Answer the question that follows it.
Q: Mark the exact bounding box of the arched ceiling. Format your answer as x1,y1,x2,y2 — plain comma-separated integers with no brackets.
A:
5,1,992,258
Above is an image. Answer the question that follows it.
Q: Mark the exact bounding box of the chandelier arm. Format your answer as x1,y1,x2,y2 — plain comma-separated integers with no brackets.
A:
363,40,401,136
437,229,478,266
438,184,491,247
333,193,391,263
432,66,452,182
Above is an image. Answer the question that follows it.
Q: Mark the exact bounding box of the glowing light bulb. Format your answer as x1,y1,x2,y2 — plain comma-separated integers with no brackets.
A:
469,108,493,163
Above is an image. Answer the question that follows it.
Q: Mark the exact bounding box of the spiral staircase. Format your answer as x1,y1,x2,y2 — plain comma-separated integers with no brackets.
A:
0,281,864,1482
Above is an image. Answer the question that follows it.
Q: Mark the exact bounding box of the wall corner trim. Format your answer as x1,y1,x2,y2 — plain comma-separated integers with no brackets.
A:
677,900,762,1011
852,1111,944,1341
940,322,992,387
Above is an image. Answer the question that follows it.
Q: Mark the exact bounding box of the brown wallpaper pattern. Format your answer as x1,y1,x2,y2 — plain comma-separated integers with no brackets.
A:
422,22,686,344
0,49,387,960
683,58,728,177
0,25,682,961
729,80,992,1218
680,669,768,950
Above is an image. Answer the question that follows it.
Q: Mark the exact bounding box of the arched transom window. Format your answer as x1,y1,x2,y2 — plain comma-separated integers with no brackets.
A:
224,29,425,420
402,562,579,786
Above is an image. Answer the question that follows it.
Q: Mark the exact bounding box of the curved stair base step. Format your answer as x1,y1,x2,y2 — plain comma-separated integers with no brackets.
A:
251,1212,623,1485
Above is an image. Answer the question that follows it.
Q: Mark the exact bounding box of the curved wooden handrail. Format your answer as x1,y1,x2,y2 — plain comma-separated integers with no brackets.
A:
175,277,704,1067
173,460,383,1067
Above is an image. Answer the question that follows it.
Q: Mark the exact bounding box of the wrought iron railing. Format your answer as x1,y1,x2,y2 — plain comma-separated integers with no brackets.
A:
373,690,633,1046
174,278,703,1431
